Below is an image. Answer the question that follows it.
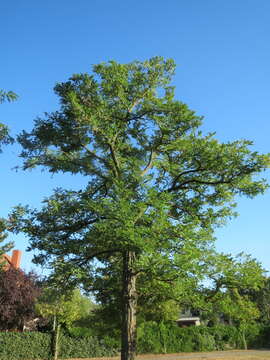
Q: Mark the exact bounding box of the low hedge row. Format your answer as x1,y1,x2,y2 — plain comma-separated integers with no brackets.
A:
0,323,269,359
137,322,270,354
0,332,51,360
0,331,117,360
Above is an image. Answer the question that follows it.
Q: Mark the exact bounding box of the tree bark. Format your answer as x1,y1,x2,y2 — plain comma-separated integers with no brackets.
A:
52,319,61,360
121,251,138,360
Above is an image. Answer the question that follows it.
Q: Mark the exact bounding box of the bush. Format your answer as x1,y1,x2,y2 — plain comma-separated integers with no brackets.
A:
68,326,94,337
59,334,118,358
208,325,239,350
0,332,51,360
0,331,118,360
0,323,269,359
137,321,270,354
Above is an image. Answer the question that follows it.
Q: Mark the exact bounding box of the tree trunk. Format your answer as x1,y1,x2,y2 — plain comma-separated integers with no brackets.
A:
121,251,138,360
52,319,61,360
241,328,247,350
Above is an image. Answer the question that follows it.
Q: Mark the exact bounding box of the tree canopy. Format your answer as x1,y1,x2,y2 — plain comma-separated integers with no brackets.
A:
198,252,266,323
11,57,269,360
36,286,94,329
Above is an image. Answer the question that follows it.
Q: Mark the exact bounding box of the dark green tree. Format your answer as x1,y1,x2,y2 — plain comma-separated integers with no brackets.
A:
11,58,269,360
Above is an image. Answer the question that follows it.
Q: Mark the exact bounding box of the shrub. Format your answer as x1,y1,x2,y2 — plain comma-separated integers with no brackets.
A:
0,323,269,359
59,334,118,358
137,321,270,354
68,326,94,337
0,332,51,360
0,331,118,359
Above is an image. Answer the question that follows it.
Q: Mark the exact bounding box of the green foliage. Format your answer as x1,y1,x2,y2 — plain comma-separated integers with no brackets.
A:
0,89,17,152
0,324,269,359
68,326,94,337
59,334,118,358
0,219,13,270
137,322,270,354
36,287,94,328
137,322,217,353
0,331,118,359
10,58,270,356
0,90,18,104
0,88,17,254
197,252,266,328
13,57,269,275
0,332,51,360
244,276,270,324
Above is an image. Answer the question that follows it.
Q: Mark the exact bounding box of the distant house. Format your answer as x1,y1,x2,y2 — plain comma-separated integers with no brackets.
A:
176,309,201,327
176,316,201,327
1,250,22,270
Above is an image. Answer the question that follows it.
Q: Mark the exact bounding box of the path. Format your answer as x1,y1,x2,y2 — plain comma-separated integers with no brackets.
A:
68,349,270,360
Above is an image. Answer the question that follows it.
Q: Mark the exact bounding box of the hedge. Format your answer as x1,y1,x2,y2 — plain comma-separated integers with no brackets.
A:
0,332,117,360
0,323,269,359
137,322,270,354
0,332,51,360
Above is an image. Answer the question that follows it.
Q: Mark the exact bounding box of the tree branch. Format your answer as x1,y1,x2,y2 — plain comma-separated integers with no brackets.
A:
167,177,232,193
73,248,123,266
108,143,120,177
140,149,156,177
81,144,110,167
171,167,206,189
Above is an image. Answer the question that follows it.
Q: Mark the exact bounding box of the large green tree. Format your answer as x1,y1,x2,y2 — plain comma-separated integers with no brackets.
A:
12,58,269,360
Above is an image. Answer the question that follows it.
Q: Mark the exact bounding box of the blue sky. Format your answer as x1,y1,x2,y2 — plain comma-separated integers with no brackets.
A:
1,0,270,273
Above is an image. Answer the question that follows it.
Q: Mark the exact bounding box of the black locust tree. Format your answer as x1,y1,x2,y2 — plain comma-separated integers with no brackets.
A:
12,58,269,360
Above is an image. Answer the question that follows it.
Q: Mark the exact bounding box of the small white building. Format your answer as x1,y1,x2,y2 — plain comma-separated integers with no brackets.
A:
176,316,201,327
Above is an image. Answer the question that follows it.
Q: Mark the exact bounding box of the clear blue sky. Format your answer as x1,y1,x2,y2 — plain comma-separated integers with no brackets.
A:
1,0,269,273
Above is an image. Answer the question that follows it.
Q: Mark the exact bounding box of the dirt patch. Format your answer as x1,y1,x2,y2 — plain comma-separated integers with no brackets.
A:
65,349,270,360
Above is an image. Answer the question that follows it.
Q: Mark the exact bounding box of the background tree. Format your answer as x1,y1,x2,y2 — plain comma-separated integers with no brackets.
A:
36,285,93,360
36,286,94,330
196,252,265,348
248,277,270,324
0,268,40,330
0,89,17,151
0,89,17,265
0,222,13,270
12,57,269,360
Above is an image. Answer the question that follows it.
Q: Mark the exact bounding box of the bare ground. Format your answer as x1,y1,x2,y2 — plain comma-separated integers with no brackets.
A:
66,350,270,360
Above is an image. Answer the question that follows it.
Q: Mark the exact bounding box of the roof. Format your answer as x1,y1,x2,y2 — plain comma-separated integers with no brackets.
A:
176,317,200,322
